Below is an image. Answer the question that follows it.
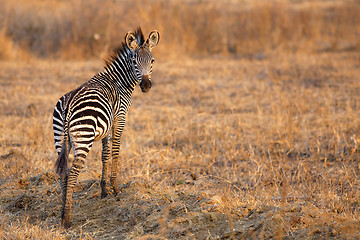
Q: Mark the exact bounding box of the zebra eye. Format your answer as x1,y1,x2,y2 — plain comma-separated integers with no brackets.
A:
151,59,155,64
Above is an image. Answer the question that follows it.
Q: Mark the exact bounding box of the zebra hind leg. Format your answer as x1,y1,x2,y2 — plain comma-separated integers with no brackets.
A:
57,140,71,225
61,142,92,229
100,135,111,198
61,157,85,229
60,173,68,221
110,119,124,196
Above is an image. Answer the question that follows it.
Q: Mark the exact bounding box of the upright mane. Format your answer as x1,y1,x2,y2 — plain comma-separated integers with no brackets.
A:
104,27,145,68
133,27,145,46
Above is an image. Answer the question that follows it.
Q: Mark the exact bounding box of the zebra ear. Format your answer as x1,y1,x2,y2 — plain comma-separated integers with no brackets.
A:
125,31,138,50
146,30,160,50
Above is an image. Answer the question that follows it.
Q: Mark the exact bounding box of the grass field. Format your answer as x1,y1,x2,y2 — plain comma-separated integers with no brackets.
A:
0,0,360,239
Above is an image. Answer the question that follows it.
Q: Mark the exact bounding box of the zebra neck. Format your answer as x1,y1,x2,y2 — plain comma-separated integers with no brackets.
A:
103,51,138,95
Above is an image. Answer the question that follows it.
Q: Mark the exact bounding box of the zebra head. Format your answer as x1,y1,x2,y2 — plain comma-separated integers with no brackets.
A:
125,29,160,92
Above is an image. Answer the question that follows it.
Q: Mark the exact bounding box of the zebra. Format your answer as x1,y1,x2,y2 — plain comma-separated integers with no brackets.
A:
52,27,159,228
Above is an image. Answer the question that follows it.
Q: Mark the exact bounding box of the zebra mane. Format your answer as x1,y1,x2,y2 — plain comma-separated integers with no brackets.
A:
104,27,145,68
133,27,145,46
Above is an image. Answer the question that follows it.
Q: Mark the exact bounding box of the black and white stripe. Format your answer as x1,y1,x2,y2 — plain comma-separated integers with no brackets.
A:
53,27,159,228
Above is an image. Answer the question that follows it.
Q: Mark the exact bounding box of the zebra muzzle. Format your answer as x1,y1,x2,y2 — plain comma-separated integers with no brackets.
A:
140,75,152,92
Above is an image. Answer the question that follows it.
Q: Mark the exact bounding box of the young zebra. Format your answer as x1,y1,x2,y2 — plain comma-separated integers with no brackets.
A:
53,27,159,228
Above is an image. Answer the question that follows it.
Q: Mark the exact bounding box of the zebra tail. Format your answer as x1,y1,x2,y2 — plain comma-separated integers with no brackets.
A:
55,130,69,177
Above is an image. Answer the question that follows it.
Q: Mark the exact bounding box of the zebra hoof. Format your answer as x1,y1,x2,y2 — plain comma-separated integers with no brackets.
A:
110,179,120,196
113,187,120,196
62,219,72,229
100,191,108,199
62,215,72,229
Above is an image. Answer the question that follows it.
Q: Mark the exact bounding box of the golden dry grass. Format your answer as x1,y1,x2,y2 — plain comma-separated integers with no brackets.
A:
1,52,359,239
0,0,360,239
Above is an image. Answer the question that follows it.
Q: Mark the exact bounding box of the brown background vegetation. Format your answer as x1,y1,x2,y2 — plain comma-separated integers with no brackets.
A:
0,0,359,60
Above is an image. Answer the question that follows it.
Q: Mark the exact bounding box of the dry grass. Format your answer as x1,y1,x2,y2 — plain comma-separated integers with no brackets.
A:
1,51,359,239
0,0,360,239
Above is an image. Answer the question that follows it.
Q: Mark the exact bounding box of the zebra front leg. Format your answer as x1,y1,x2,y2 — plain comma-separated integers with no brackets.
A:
110,119,124,195
100,135,111,198
110,138,121,195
